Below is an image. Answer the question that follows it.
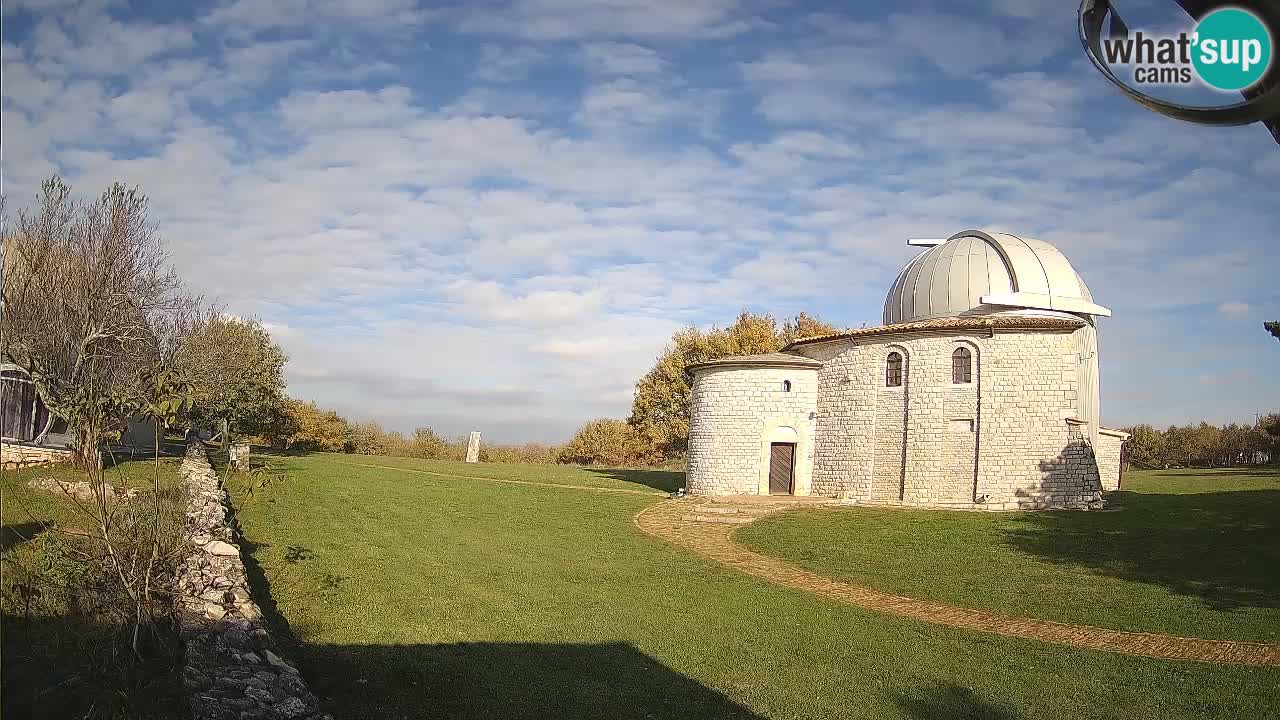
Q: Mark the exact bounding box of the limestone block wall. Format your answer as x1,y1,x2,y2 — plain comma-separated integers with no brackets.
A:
1,441,73,468
686,365,818,495
799,342,876,498
1096,432,1125,491
795,327,1105,510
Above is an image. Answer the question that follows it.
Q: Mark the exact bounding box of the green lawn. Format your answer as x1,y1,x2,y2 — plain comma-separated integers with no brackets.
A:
226,452,1279,720
738,467,1280,643
1,455,187,719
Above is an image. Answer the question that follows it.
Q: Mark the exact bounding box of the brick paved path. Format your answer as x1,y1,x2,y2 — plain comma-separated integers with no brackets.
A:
634,497,1280,667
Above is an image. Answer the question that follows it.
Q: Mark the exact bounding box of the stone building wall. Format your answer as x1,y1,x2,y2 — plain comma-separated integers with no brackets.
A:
1,441,73,468
686,365,818,495
792,327,1105,510
1096,431,1126,491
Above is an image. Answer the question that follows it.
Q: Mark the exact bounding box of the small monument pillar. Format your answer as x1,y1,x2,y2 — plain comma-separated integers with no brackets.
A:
465,431,481,463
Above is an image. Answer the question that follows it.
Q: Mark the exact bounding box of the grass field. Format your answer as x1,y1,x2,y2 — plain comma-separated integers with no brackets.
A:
0,454,187,719
738,467,1280,643
225,452,1280,720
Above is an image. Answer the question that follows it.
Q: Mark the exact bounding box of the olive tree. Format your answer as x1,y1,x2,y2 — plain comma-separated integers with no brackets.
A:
1,177,190,465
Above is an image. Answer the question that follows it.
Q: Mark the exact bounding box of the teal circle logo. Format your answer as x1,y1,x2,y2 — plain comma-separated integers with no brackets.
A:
1191,8,1273,91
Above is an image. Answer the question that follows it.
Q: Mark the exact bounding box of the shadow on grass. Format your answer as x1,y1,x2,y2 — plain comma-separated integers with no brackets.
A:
1,613,185,719
101,442,187,468
1,521,48,552
582,467,685,493
231,518,753,719
893,684,1019,720
1004,489,1280,611
302,641,760,720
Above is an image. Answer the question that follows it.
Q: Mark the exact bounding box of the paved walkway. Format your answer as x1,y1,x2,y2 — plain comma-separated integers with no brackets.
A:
634,497,1280,667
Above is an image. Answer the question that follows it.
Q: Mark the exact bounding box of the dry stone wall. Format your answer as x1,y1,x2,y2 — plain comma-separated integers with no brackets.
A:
177,443,329,720
687,366,818,495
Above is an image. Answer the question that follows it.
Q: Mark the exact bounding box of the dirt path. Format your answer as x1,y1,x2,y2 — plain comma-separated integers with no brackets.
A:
634,497,1280,667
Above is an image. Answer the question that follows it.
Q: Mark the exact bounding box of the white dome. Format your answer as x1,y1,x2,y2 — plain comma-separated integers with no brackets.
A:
882,230,1110,325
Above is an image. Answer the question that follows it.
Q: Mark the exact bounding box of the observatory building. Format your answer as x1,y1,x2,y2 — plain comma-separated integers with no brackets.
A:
685,230,1128,510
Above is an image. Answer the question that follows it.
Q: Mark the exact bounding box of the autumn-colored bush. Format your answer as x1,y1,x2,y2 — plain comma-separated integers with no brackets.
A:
557,418,655,467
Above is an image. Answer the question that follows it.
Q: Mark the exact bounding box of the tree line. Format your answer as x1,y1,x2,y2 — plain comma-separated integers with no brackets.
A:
1120,417,1280,469
256,399,562,464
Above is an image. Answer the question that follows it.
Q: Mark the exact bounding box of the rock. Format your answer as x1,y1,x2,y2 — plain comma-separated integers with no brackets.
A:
242,652,262,664
263,650,298,674
222,627,252,649
192,534,212,545
204,603,227,621
269,697,310,719
212,575,233,589
244,686,274,704
205,540,239,557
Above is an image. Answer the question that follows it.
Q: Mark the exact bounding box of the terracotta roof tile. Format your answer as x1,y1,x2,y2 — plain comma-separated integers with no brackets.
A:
685,351,823,373
783,315,1085,349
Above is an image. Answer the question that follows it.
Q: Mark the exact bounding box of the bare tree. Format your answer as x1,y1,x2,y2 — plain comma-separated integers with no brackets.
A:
2,177,193,464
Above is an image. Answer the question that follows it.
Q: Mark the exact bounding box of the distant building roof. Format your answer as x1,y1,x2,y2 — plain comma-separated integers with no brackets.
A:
685,352,823,373
783,315,1085,350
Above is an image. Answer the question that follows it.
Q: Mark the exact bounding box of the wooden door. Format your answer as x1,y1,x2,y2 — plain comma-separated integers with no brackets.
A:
768,443,795,495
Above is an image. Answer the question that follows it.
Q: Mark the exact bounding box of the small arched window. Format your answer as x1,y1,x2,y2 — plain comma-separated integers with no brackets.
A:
885,352,903,387
952,347,973,384
782,380,792,393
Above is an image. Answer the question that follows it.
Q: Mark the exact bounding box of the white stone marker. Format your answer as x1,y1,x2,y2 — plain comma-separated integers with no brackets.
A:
465,431,481,463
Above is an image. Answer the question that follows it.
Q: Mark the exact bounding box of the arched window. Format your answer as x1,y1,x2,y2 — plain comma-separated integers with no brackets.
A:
885,352,903,387
952,347,973,384
781,380,792,393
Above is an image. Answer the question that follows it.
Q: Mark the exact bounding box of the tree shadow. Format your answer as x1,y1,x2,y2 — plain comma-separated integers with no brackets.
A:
252,445,313,458
582,467,685,493
301,641,761,720
1003,488,1280,611
893,684,1020,720
2,610,185,719
0,521,48,552
101,442,187,468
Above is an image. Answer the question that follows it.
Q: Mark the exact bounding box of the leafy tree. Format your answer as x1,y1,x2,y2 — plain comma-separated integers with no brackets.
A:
558,418,653,466
280,399,349,452
1119,424,1163,469
628,311,839,458
1,177,190,464
1266,321,1280,341
346,420,390,455
175,315,287,436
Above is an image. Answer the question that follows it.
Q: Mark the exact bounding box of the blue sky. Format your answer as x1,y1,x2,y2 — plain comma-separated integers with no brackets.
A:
4,0,1278,442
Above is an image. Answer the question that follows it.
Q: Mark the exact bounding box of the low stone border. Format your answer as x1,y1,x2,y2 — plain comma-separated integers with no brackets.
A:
28,477,139,502
176,443,329,720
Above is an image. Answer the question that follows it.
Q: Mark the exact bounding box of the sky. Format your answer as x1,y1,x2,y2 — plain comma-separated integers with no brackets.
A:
3,0,1278,443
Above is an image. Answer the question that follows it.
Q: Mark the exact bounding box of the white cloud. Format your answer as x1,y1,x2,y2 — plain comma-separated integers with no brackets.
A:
454,0,757,40
3,0,1276,441
1217,301,1252,318
580,42,665,75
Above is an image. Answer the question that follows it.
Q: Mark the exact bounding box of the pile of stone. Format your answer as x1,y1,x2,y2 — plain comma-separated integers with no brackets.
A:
176,443,329,720
28,476,139,502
